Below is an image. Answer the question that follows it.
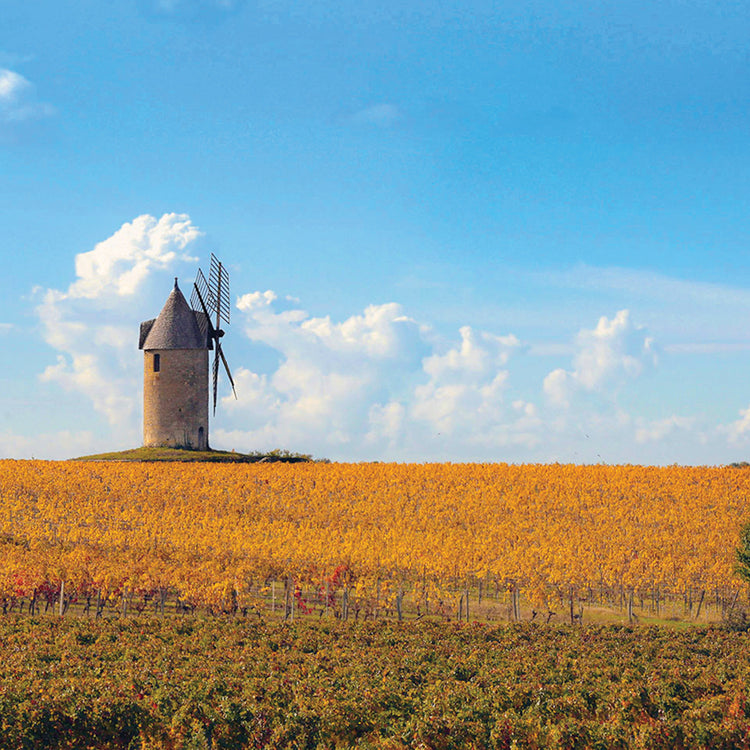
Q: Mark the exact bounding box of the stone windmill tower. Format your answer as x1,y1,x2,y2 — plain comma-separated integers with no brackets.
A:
138,255,235,450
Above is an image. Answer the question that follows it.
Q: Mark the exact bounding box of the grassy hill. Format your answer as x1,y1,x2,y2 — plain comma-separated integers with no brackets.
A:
72,447,314,463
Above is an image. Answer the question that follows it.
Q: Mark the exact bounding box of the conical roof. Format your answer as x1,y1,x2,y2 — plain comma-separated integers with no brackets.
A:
140,280,207,350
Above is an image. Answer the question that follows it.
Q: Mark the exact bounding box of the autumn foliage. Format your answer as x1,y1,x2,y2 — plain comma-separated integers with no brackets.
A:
1,618,750,749
0,460,747,615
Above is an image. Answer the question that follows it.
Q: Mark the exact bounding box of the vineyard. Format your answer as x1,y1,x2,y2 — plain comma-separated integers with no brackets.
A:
1,617,750,749
0,460,748,622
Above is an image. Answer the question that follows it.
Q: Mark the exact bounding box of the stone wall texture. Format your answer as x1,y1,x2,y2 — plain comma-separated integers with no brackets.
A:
143,349,209,450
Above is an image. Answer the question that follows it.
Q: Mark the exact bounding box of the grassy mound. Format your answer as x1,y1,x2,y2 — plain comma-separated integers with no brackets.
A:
72,447,313,463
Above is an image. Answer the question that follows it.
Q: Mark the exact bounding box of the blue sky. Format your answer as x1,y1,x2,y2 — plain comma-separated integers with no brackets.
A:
3,0,750,463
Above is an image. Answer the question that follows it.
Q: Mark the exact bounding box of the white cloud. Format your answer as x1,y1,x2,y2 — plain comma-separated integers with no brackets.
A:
726,406,750,444
0,429,97,460
543,368,572,409
221,298,731,462
544,310,655,407
0,68,54,124
225,295,429,452
422,327,520,382
575,310,654,388
237,290,277,312
411,372,509,434
635,415,696,444
237,292,426,364
26,239,750,464
406,327,522,440
535,264,750,350
366,401,405,445
222,294,531,458
71,214,201,298
0,69,23,99
35,213,202,426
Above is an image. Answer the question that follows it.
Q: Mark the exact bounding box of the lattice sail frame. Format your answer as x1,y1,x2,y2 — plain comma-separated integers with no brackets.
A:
190,253,236,414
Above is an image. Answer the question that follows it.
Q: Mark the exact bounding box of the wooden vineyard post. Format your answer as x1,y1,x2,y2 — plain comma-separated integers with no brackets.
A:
726,588,740,619
465,586,470,622
58,580,65,617
627,590,634,624
287,577,296,621
507,588,513,621
271,581,276,614
695,590,705,620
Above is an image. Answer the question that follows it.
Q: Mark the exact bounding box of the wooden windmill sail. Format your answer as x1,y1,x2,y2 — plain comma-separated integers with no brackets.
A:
191,253,237,414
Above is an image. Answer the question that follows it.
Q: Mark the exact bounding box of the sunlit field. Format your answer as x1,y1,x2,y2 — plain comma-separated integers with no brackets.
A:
3,460,750,748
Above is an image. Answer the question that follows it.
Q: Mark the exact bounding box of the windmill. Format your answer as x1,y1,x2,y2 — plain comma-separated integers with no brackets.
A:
139,254,237,451
191,253,237,414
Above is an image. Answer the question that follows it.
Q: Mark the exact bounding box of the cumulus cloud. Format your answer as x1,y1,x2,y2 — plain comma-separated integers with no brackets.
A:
224,294,429,451
71,214,201,298
544,310,655,408
422,327,520,382
535,264,750,350
725,406,750,444
218,300,711,461
635,415,697,444
0,68,54,124
219,293,532,458
28,238,747,464
406,328,523,441
36,213,202,427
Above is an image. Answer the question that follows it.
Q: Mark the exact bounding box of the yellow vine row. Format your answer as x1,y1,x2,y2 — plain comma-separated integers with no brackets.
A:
0,460,747,610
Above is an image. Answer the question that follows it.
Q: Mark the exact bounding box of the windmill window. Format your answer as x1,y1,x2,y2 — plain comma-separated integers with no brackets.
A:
153,353,161,373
